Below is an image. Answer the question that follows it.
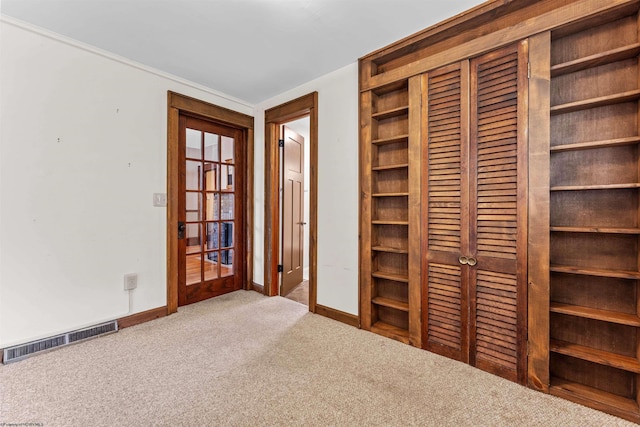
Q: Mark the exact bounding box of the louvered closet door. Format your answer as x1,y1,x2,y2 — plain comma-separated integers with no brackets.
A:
422,41,528,384
469,42,528,383
422,62,470,362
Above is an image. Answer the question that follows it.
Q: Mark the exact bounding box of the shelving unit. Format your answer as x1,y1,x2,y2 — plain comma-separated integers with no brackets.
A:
361,79,419,345
548,10,640,422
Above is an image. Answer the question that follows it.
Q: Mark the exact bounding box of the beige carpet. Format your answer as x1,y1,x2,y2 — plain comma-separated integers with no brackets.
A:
0,290,634,426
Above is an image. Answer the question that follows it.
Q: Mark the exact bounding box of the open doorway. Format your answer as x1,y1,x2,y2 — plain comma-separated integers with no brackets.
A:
280,117,310,305
264,92,318,312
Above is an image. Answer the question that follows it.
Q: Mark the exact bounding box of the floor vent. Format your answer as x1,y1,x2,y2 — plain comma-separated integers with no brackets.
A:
2,320,118,364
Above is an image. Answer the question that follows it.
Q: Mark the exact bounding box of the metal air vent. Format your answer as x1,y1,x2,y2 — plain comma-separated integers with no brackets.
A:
3,320,118,364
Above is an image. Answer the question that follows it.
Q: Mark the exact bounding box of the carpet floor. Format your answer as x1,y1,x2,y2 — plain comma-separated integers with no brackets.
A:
0,290,634,426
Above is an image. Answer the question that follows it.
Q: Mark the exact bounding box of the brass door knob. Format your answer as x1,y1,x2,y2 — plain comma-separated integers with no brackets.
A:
459,256,468,265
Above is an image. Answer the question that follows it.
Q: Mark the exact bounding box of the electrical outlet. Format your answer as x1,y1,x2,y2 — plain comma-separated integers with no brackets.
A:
124,273,138,290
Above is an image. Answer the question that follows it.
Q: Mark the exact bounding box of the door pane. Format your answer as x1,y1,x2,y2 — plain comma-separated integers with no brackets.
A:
204,132,219,162
204,252,219,280
186,161,202,190
221,193,234,220
186,192,201,221
221,136,234,164
221,164,234,191
221,222,233,248
186,254,202,285
206,222,219,250
186,128,202,159
205,193,219,221
221,249,233,277
186,223,201,254
204,163,218,191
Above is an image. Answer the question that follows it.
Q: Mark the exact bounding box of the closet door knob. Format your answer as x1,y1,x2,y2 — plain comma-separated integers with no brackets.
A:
459,256,468,265
467,257,477,266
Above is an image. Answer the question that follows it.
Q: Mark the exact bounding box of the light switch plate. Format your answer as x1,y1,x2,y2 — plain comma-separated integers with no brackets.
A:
153,193,167,207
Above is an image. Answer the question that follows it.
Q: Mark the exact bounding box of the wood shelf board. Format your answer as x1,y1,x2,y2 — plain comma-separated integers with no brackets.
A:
372,271,409,283
550,264,640,280
550,183,640,191
372,134,409,145
550,43,640,77
550,378,640,421
371,80,408,96
372,245,409,254
550,302,640,327
550,136,640,153
372,106,409,120
372,220,409,225
372,163,410,171
550,226,640,234
550,90,640,116
372,296,410,312
372,193,410,198
371,321,410,344
550,339,640,374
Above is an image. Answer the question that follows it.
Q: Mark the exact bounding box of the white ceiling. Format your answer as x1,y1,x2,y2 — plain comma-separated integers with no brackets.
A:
1,0,486,104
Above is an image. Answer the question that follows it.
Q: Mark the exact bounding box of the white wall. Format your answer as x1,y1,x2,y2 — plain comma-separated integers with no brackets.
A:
254,64,359,315
0,19,253,347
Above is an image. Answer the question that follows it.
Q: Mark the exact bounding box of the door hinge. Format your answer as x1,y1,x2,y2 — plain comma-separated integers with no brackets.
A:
278,139,284,148
277,264,283,272
527,62,531,79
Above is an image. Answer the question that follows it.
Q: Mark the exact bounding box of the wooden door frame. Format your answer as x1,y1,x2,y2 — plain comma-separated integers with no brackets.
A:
167,91,254,314
264,92,318,312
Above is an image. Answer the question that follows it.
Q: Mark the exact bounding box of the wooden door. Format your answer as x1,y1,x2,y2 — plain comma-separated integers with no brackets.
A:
422,41,528,383
281,125,305,295
178,115,244,306
422,61,470,363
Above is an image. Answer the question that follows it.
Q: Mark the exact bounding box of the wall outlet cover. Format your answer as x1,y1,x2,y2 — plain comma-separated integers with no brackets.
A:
124,273,138,290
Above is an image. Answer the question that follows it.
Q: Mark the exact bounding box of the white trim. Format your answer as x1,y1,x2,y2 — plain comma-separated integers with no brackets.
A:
0,15,254,109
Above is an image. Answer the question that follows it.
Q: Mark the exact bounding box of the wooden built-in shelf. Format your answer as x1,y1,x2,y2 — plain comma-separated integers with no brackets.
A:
372,245,409,254
550,302,640,327
372,163,409,171
550,340,640,374
372,220,409,225
372,296,409,312
372,271,409,283
550,183,640,191
372,192,410,197
550,136,640,152
550,43,640,77
550,90,640,115
550,264,640,280
372,135,409,145
372,106,409,120
371,80,408,95
550,226,640,234
371,321,409,344
550,378,640,423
